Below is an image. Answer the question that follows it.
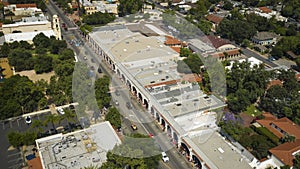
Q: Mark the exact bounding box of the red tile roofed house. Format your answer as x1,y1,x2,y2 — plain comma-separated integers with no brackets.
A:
266,79,283,90
269,139,300,167
210,49,241,61
256,112,300,139
201,35,237,52
15,3,37,8
259,7,272,14
206,14,223,32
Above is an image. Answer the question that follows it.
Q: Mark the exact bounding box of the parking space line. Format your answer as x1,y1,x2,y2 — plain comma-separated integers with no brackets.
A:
8,163,22,169
7,152,21,157
7,157,22,163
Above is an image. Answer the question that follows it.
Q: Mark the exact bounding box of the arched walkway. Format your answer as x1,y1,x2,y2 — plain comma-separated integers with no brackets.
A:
192,155,202,169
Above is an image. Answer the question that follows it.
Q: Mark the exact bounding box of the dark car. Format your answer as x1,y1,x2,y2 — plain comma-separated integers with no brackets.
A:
126,102,132,109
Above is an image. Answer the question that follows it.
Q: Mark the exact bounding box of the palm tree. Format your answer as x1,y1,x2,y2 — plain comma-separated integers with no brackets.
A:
62,109,76,131
30,119,45,133
44,114,61,131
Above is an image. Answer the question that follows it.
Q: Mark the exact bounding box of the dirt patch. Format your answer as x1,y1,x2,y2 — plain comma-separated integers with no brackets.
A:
16,70,55,83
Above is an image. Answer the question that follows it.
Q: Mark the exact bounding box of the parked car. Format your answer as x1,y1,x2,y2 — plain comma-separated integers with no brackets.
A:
115,89,120,96
25,116,32,124
162,152,169,162
57,107,65,115
131,124,137,130
126,102,132,109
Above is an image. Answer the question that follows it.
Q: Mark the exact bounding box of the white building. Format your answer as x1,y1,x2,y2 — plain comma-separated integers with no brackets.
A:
36,121,121,169
87,25,253,169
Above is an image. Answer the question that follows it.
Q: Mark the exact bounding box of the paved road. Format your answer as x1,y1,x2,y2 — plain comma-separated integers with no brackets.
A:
46,1,192,168
241,48,278,67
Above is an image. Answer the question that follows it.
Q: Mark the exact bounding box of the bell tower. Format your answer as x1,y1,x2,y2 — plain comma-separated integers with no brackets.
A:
52,15,62,40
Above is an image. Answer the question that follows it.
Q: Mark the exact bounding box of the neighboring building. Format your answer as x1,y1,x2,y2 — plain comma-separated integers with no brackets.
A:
256,112,300,139
2,15,51,34
4,30,56,43
87,24,253,169
93,1,118,14
206,14,223,32
286,51,299,60
203,35,237,52
3,14,61,43
5,3,42,16
252,32,279,46
79,0,97,15
36,121,121,169
269,140,300,167
254,113,300,167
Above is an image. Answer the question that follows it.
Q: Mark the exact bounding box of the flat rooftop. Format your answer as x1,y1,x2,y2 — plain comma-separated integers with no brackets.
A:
36,121,121,169
4,30,55,43
151,83,225,118
191,132,252,169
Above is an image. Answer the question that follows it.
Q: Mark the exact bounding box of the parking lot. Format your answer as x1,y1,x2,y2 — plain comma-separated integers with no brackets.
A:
0,105,80,169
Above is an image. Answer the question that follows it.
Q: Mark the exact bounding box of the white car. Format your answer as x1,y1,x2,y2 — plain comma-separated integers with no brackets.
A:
57,108,65,115
25,116,32,124
162,152,169,162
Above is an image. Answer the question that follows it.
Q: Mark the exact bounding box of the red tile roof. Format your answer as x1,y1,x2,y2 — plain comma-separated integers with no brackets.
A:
0,1,9,7
201,35,231,49
16,3,37,8
145,79,179,88
256,113,300,139
269,139,300,166
272,117,300,138
165,35,182,45
170,46,181,53
206,14,223,24
27,156,43,169
259,7,272,13
295,74,300,82
211,49,240,58
267,79,283,90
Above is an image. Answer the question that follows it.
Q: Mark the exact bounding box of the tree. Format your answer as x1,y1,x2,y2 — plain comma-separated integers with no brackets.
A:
118,0,144,17
8,48,34,71
33,33,50,49
105,107,121,129
45,114,62,131
50,39,67,54
34,55,53,74
294,155,300,169
7,131,23,148
83,12,115,25
95,75,111,109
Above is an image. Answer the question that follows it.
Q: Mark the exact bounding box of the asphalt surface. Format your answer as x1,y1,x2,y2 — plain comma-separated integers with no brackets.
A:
0,111,55,169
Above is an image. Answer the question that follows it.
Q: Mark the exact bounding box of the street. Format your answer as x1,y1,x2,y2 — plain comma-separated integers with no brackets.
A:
45,1,193,168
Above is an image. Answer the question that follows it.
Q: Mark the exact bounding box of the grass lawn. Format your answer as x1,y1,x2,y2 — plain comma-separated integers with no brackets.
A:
245,105,262,117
